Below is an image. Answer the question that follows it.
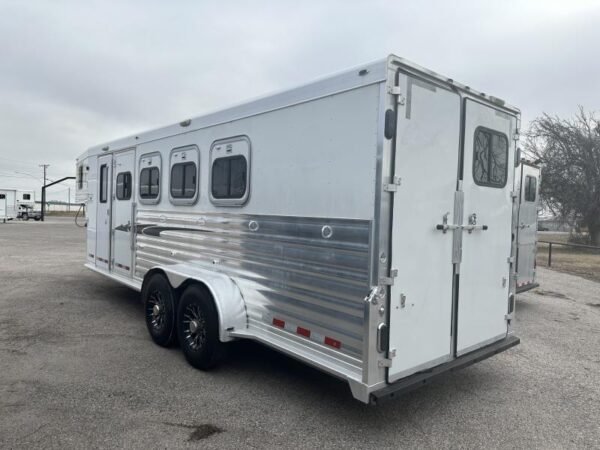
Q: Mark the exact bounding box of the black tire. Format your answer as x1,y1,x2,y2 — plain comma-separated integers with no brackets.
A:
34,216,40,221
142,273,177,347
22,213,29,221
177,285,224,370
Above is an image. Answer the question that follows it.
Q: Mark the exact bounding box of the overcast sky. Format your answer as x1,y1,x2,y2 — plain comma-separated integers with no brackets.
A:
1,0,598,201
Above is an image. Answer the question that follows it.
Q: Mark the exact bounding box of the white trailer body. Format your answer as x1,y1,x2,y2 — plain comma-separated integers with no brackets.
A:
516,161,541,293
76,55,520,403
0,189,17,222
16,190,35,207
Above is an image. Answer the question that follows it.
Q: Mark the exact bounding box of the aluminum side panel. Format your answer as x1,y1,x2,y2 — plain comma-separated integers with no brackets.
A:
134,210,371,369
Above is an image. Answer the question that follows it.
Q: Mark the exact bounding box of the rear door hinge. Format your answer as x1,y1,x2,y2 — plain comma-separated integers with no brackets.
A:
511,190,519,199
505,312,514,321
378,348,396,367
379,268,398,286
513,129,520,141
383,176,402,192
387,85,406,105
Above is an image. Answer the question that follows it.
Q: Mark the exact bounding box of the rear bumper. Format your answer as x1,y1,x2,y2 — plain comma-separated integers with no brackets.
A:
370,334,520,404
516,282,539,294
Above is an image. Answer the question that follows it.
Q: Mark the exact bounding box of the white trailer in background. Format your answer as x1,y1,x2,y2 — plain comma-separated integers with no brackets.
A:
76,55,521,404
516,161,541,293
0,189,17,222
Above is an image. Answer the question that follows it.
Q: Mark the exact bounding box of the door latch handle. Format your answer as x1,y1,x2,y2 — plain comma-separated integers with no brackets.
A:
435,212,459,233
464,213,488,233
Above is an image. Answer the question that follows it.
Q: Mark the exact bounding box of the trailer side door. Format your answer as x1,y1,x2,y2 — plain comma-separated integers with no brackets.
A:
111,149,136,277
387,75,460,381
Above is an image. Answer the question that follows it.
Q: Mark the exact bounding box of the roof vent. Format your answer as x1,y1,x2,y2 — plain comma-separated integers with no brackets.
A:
180,119,191,127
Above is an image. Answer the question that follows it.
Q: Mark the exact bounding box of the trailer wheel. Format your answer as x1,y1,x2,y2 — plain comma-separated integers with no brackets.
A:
177,285,224,370
22,213,29,221
142,273,177,347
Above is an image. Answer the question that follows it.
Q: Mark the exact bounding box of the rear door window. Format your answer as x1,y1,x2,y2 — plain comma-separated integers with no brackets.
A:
472,127,509,188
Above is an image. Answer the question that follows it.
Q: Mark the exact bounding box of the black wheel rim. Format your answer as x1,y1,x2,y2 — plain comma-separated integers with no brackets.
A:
183,303,207,351
147,290,166,332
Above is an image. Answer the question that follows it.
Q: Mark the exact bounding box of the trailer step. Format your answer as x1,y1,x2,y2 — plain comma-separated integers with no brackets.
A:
370,335,520,404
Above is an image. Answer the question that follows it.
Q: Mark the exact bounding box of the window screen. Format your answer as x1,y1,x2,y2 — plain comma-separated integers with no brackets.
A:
116,172,132,200
211,156,247,199
99,164,108,203
170,162,197,198
140,167,160,199
473,128,509,188
524,175,537,202
0,194,5,199
23,194,31,200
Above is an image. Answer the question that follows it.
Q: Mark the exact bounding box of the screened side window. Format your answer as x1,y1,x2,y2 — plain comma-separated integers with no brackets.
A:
0,194,5,199
77,165,84,189
170,162,197,198
140,167,160,199
22,194,31,200
99,164,108,203
211,156,247,199
524,175,537,202
473,128,509,188
116,172,132,200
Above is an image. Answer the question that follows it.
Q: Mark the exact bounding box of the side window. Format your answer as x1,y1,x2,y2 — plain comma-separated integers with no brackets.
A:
77,164,84,189
116,172,132,201
0,194,5,200
524,175,537,202
473,127,509,188
170,162,197,199
23,194,31,200
212,156,247,199
210,136,251,205
99,164,108,203
139,167,160,199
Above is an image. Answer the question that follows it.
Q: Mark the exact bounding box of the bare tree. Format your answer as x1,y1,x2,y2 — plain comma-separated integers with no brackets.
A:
524,107,600,245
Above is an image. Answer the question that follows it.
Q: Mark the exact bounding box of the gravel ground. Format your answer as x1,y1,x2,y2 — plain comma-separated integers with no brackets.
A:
1,218,599,449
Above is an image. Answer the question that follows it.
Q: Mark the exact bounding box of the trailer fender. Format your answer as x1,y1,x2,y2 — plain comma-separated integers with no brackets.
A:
148,263,247,342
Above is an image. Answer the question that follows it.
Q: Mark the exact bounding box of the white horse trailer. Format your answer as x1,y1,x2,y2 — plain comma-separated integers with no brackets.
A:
76,55,521,404
0,189,18,222
516,161,541,293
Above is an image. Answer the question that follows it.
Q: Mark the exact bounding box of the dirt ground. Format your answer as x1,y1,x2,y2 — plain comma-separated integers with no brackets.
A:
1,218,599,448
537,232,600,283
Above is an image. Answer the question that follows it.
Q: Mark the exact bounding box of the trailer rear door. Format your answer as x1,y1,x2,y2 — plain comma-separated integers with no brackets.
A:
387,75,460,381
516,164,540,287
456,100,517,355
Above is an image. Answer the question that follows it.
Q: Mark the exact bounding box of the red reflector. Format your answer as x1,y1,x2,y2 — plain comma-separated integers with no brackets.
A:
297,326,311,338
272,318,285,328
324,337,341,349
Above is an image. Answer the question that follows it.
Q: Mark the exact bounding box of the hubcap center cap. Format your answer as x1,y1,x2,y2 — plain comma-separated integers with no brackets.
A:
152,304,161,316
189,320,199,334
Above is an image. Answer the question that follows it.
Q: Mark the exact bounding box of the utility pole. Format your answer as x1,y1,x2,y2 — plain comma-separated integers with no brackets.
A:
68,187,71,212
39,164,49,221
